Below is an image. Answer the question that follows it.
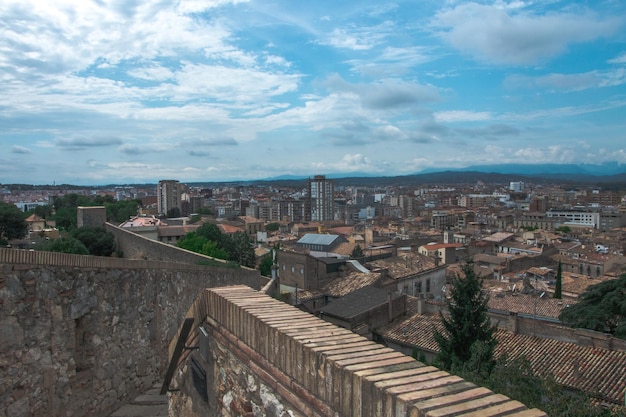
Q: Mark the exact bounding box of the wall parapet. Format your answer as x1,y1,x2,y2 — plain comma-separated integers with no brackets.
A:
0,247,216,271
170,286,547,417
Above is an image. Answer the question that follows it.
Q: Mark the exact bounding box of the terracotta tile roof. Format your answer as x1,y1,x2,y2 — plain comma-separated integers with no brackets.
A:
421,243,464,250
219,224,243,234
561,273,604,296
379,314,626,405
321,271,382,297
25,213,44,222
366,254,436,279
332,242,357,256
487,293,571,319
326,226,354,236
483,232,515,243
157,225,200,237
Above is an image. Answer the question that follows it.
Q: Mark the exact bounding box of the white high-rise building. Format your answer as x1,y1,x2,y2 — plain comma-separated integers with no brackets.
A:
509,181,524,192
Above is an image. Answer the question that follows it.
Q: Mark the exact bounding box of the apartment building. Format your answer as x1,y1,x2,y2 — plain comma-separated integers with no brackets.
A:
157,179,182,216
307,175,334,221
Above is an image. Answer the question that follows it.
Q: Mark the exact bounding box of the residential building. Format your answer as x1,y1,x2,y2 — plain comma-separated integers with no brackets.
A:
307,175,334,221
157,180,182,216
546,209,600,229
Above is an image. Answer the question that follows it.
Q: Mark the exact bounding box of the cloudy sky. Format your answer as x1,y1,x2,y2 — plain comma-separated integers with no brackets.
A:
1,0,625,185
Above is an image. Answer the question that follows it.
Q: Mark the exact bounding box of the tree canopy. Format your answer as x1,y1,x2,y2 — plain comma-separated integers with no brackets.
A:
38,236,89,255
50,194,141,230
0,202,28,245
559,273,626,339
177,223,255,268
265,222,280,232
434,261,496,377
350,244,365,260
71,226,116,257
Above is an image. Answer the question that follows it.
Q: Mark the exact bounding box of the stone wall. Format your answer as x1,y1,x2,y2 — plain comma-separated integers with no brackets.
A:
168,286,547,417
0,248,262,417
106,222,239,266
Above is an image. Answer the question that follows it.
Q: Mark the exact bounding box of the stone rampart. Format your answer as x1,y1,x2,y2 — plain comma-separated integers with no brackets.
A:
168,286,547,417
0,248,262,417
106,222,237,266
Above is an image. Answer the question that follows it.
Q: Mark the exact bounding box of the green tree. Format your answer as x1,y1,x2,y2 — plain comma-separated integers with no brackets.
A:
556,225,571,233
266,222,280,232
484,356,613,417
196,223,222,243
104,199,141,224
71,226,115,256
350,244,365,260
434,261,496,377
259,253,273,276
559,273,626,339
259,245,280,277
177,232,228,260
553,260,562,299
229,231,255,268
0,202,28,245
38,236,89,255
53,206,77,231
26,204,54,219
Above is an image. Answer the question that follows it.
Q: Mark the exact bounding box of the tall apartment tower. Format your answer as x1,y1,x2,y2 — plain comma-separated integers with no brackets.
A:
307,175,334,221
157,180,182,216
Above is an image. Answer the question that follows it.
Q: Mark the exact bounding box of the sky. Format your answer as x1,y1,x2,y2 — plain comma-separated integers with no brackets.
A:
1,0,626,185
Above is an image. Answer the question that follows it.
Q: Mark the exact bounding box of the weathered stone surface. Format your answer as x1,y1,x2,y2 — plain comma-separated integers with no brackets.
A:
1,253,259,417
0,316,24,350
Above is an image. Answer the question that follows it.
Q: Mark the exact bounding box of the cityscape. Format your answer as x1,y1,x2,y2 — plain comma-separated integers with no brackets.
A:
2,169,626,415
2,0,626,416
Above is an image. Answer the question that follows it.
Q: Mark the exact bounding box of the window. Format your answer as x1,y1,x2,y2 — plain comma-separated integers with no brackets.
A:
426,279,431,293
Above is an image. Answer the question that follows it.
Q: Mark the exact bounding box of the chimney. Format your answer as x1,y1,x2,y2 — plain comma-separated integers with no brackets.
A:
388,291,393,323
509,312,518,334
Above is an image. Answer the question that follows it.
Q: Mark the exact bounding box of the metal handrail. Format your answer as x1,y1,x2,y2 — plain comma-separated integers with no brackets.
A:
160,317,195,395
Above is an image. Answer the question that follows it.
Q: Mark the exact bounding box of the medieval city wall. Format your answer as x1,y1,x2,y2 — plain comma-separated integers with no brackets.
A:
0,248,261,417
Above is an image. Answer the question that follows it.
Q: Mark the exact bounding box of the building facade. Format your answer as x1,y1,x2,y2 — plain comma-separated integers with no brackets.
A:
157,180,182,216
307,175,334,221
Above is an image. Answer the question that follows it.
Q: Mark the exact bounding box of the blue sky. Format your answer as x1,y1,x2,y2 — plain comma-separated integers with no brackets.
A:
1,0,625,185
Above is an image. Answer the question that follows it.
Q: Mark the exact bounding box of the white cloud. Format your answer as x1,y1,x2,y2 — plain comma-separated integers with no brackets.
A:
311,153,390,173
432,3,622,65
128,65,175,81
608,52,626,64
434,110,493,123
324,74,439,110
505,69,626,92
176,0,249,14
11,145,32,154
317,21,394,51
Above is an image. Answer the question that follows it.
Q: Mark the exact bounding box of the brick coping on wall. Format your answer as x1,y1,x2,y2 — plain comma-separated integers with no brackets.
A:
0,247,233,272
170,285,547,417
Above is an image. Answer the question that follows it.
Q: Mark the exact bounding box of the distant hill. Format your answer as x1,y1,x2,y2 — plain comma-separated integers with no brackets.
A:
418,162,626,177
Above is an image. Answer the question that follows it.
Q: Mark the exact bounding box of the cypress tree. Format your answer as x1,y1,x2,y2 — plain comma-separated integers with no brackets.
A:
434,260,496,377
553,261,562,299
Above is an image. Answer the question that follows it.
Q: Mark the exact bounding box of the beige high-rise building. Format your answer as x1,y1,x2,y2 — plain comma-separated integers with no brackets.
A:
157,180,182,216
307,175,334,221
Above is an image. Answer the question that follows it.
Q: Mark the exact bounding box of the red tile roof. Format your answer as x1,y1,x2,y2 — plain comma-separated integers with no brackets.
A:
379,313,626,405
